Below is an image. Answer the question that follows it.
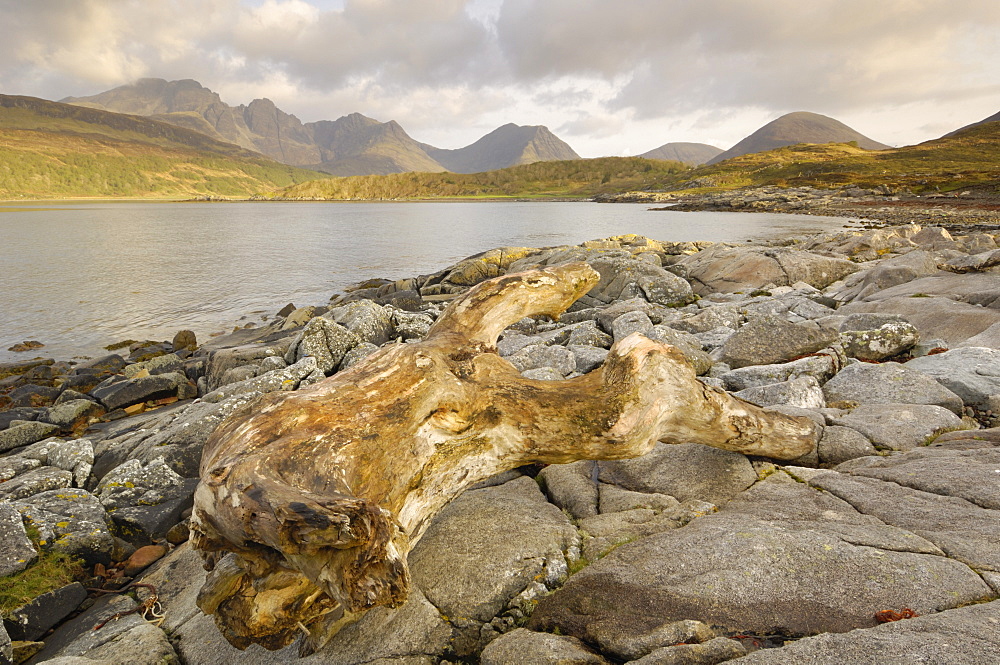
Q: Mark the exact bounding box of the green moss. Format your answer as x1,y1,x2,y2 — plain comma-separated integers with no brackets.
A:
0,549,85,615
781,468,807,484
567,557,591,576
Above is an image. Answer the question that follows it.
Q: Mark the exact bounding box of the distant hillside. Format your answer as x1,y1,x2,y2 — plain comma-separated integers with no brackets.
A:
0,94,322,198
63,78,321,165
269,157,688,200
424,124,580,173
707,111,891,165
639,142,722,165
945,110,1000,137
659,119,1000,195
64,78,581,176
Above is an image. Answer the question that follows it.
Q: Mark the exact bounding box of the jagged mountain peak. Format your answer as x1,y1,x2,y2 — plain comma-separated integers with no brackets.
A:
62,78,580,176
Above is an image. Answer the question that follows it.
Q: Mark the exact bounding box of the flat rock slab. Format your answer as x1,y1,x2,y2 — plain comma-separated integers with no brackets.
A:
828,403,965,450
858,272,1000,305
13,488,115,566
905,347,1000,410
24,593,144,664
718,316,837,369
529,474,989,641
678,245,858,295
3,582,87,641
839,296,1000,347
821,361,964,413
0,465,73,500
480,628,609,665
810,471,1000,577
729,599,1000,664
839,447,1000,510
408,476,578,623
596,442,757,507
91,374,180,411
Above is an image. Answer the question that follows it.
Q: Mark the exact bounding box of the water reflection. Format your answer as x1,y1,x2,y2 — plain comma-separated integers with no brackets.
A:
0,201,848,361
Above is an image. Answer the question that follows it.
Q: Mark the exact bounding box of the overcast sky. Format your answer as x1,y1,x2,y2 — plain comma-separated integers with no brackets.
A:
2,0,999,157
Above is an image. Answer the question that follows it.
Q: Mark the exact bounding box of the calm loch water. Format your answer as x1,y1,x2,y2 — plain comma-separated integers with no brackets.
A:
0,200,849,362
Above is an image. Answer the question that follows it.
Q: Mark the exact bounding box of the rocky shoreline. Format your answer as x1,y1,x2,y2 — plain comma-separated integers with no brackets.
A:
598,184,1000,235
2,222,1000,664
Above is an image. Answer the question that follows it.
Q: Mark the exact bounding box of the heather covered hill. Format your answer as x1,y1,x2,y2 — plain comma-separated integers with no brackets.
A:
945,110,1000,137
639,142,723,165
269,156,688,200
670,119,1000,195
0,95,322,198
707,111,891,165
63,78,321,165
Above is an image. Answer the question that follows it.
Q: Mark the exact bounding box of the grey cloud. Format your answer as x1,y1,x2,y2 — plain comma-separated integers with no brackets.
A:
0,0,998,151
556,112,625,138
532,87,595,107
227,0,503,91
494,0,1000,117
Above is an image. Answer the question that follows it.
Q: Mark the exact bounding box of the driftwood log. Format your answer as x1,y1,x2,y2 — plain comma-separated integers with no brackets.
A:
190,262,818,653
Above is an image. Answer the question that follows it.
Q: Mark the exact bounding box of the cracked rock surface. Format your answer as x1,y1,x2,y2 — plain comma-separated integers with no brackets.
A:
3,224,1000,664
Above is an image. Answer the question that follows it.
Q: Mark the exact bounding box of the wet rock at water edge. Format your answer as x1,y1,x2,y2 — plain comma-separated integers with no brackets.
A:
0,358,54,381
171,329,197,352
7,384,61,409
90,374,185,411
7,340,45,353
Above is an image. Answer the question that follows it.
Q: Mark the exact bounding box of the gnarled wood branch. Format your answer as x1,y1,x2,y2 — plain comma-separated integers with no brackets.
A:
190,262,818,654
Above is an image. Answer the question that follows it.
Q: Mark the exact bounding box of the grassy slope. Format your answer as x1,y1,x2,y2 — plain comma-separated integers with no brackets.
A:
271,156,690,200
666,122,1000,195
0,96,323,198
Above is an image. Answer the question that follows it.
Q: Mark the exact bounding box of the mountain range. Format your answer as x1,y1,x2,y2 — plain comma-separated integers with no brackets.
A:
63,78,579,176
60,79,913,178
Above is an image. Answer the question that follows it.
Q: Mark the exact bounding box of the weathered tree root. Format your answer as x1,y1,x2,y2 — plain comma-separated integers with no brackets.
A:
190,262,818,654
